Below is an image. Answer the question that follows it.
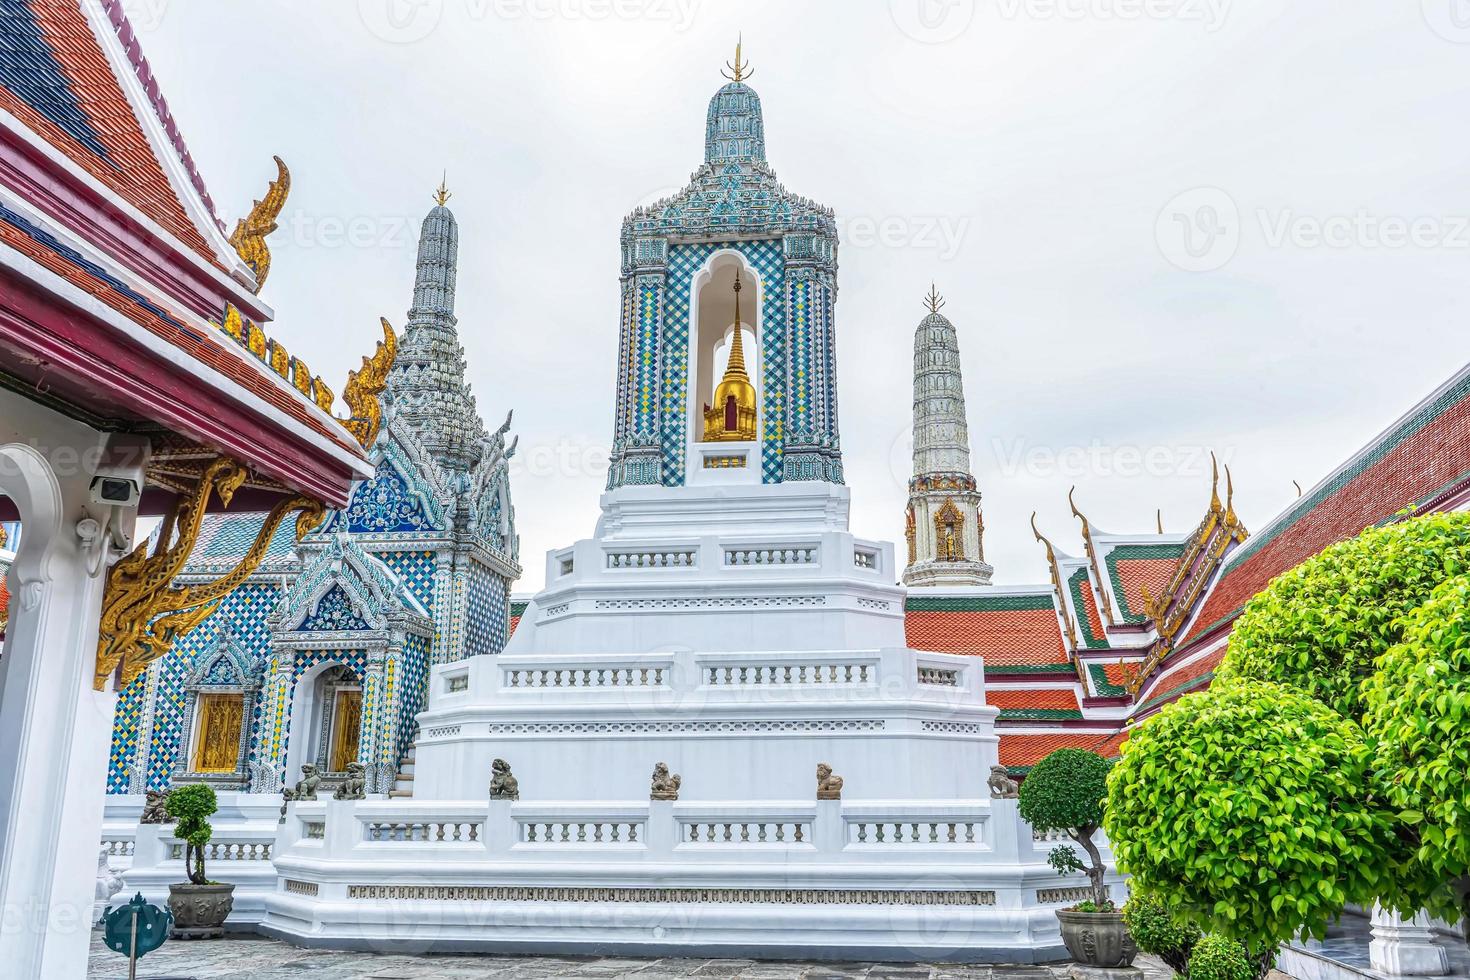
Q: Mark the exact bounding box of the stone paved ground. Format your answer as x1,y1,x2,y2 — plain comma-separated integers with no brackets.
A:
87,932,1173,979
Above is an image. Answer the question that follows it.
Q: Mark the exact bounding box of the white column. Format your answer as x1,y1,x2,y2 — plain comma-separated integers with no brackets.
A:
0,439,118,979
1370,903,1450,977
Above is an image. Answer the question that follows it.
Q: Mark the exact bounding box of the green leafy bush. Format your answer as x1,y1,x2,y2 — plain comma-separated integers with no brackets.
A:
1187,934,1254,980
1364,573,1470,922
1221,511,1470,719
1018,748,1112,909
165,783,218,886
1125,891,1201,974
1105,679,1391,955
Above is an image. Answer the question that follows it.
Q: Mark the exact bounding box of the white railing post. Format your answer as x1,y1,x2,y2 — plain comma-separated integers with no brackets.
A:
816,799,845,854
128,822,170,877
1371,903,1450,976
486,800,516,852
648,800,676,857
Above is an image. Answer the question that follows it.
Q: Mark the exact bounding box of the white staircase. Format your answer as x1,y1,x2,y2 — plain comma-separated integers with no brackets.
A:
388,743,415,798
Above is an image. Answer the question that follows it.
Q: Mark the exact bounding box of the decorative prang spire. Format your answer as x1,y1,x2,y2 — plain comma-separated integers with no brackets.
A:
722,34,753,83
388,189,485,473
903,287,992,587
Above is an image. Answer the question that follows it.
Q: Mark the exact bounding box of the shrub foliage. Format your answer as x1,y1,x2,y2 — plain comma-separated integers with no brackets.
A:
1105,679,1391,954
1221,511,1470,719
1125,891,1202,974
165,783,218,886
1186,934,1255,980
1364,573,1470,921
1018,748,1112,908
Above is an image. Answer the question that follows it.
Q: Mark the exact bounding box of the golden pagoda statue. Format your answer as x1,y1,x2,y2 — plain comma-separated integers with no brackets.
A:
702,273,758,442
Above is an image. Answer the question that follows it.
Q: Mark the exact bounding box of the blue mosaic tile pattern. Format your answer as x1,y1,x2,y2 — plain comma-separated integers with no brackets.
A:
394,633,431,764
464,563,508,657
378,550,436,609
340,464,437,533
105,583,281,793
300,585,369,631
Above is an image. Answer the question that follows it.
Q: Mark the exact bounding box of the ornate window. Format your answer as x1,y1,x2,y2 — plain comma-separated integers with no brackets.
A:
173,627,260,790
935,500,964,562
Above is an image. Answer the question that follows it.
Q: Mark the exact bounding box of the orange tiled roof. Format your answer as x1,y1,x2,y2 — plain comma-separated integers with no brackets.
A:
986,688,1081,713
0,0,221,267
999,731,1123,770
1135,646,1226,715
1104,545,1186,623
905,594,1069,670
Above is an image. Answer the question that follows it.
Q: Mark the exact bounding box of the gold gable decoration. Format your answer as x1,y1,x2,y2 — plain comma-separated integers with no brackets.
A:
95,457,326,691
1031,512,1085,688
1068,486,1116,627
1126,453,1249,695
229,156,291,292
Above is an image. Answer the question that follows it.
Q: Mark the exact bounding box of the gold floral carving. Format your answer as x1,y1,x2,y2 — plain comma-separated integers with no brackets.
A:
338,318,398,449
228,156,290,292
95,457,326,691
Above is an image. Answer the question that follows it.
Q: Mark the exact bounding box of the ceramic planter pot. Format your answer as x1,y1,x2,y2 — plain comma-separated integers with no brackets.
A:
167,881,235,939
1056,909,1138,968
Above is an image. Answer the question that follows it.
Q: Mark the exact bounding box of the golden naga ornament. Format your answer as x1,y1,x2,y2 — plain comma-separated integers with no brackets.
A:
228,156,291,292
95,457,326,691
338,318,398,449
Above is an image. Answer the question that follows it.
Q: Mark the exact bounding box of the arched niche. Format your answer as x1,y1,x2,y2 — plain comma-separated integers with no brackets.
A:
687,250,762,444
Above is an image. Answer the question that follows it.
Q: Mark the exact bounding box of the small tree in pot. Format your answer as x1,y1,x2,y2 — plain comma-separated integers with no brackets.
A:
1018,748,1133,967
164,783,235,939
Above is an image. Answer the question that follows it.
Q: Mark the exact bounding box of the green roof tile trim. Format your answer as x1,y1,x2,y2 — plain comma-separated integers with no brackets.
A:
1105,543,1186,622
1088,662,1128,697
998,707,1085,721
1068,567,1110,649
905,593,1056,613
986,663,1077,675
1137,668,1217,714
1230,371,1470,574
510,601,528,617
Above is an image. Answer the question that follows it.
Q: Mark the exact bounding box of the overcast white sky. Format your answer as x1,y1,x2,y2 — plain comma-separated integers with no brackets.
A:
130,0,1470,592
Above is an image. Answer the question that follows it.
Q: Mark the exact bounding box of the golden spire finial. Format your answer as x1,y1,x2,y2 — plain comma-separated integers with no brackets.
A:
725,272,750,378
434,172,451,207
924,282,945,315
722,34,753,82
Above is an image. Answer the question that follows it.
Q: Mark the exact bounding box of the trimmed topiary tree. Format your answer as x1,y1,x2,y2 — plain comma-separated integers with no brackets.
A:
165,783,218,886
1105,679,1393,960
1221,511,1470,720
1125,891,1202,974
1364,573,1470,923
1017,748,1113,909
1187,934,1255,980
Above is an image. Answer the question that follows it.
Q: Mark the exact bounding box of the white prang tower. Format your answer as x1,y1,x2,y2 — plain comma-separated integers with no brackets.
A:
903,285,994,588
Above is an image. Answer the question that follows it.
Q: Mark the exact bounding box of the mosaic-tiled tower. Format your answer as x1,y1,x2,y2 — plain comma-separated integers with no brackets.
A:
104,192,520,798
606,54,843,488
903,287,993,587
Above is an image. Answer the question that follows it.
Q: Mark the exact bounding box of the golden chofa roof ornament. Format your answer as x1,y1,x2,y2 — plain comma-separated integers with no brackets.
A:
722,34,753,82
924,282,946,315
338,318,398,449
229,156,290,293
434,172,451,207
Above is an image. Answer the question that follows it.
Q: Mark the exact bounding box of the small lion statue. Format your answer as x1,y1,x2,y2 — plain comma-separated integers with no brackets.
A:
333,762,367,801
489,758,519,801
650,762,681,801
280,763,323,821
139,789,174,825
988,764,1020,799
816,763,843,801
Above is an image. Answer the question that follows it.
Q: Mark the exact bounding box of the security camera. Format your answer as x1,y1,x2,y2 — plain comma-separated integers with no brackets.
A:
89,474,141,508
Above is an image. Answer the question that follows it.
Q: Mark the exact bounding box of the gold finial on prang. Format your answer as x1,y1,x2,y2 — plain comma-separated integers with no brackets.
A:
722,34,753,82
434,172,451,207
924,282,945,315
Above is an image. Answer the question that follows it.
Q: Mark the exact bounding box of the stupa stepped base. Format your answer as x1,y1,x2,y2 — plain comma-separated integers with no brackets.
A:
259,797,1119,962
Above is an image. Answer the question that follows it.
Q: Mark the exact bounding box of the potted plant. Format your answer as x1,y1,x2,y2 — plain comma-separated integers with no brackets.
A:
164,783,234,939
1018,748,1134,968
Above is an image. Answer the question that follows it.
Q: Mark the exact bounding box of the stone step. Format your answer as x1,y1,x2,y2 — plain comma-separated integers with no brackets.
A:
396,772,415,782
